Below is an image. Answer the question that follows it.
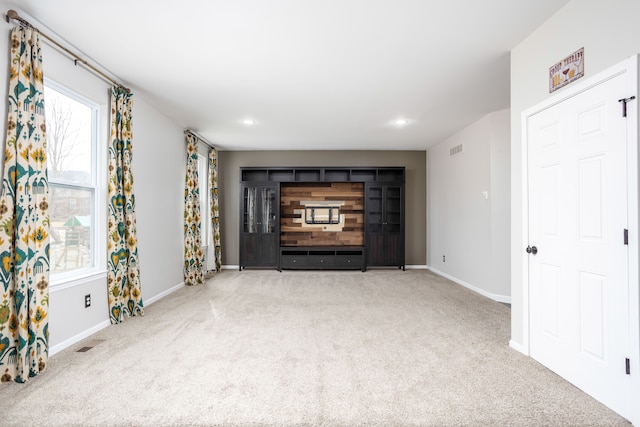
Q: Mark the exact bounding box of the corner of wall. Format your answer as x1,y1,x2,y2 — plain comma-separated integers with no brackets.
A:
427,110,510,299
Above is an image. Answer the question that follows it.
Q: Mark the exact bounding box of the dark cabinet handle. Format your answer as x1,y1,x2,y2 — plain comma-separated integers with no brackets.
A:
526,245,538,255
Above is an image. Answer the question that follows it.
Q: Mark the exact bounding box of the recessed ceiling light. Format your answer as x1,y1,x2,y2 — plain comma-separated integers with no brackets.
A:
243,119,255,126
394,119,409,126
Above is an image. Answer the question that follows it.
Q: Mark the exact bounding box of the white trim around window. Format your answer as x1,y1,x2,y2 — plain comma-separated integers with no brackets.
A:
44,78,107,290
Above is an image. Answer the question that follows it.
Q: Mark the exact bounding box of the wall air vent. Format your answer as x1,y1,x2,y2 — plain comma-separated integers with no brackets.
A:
450,144,463,157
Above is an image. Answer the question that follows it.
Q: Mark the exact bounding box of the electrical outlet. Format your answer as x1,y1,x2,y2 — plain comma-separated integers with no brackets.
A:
443,255,446,262
84,294,91,308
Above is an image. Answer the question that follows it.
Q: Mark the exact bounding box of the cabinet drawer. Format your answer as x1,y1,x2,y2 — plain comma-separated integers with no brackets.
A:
308,255,335,267
335,255,362,267
281,255,307,268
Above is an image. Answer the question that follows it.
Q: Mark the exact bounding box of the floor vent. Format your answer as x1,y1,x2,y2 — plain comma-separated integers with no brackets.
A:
76,339,105,353
450,144,463,157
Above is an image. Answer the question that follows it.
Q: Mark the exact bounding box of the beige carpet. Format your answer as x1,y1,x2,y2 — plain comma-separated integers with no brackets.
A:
0,270,630,426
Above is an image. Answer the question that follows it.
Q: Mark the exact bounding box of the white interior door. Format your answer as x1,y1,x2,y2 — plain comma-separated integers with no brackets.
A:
527,64,636,421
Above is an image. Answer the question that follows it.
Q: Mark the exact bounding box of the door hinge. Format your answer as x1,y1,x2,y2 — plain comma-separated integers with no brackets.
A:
624,229,629,245
618,96,636,117
626,358,631,375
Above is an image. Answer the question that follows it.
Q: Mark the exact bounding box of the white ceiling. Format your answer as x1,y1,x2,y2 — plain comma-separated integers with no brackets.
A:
4,0,569,151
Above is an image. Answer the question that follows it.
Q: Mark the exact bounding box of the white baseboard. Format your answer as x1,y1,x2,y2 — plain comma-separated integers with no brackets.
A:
509,339,529,356
427,266,511,304
49,320,111,357
405,265,428,269
145,281,185,306
224,265,429,271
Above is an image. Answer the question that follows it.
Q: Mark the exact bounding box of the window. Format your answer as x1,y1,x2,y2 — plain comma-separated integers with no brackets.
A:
198,153,209,248
44,80,98,277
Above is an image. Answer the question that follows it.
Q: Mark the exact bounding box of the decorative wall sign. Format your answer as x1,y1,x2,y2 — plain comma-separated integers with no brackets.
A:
549,47,584,93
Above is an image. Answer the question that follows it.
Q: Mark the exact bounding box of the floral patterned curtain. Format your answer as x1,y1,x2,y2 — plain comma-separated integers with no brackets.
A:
107,86,144,324
208,148,222,272
0,27,49,383
184,133,204,285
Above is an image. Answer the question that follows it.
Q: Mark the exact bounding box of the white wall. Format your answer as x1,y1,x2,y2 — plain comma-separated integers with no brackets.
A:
510,0,640,348
490,111,510,298
130,96,185,306
0,10,186,353
427,109,510,302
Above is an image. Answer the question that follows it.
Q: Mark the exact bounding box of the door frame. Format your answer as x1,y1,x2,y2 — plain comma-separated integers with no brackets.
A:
520,55,639,424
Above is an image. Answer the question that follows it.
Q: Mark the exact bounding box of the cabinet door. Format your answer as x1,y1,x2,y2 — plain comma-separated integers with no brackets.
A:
244,186,257,232
241,186,260,265
365,185,384,233
259,186,279,265
365,184,404,267
240,184,279,268
383,185,404,266
365,185,383,265
384,186,402,234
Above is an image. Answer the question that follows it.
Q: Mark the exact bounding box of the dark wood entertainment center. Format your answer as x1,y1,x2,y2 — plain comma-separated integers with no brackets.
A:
239,167,405,271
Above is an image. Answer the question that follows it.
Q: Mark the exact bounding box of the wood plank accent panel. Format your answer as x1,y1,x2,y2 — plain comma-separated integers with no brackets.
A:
281,182,364,247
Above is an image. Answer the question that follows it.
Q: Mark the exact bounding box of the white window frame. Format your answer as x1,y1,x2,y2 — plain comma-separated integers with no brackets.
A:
45,78,105,288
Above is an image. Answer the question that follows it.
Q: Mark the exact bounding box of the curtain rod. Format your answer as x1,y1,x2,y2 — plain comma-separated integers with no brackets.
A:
184,129,216,150
5,9,130,93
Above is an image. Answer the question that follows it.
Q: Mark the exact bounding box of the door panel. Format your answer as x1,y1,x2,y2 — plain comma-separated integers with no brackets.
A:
241,234,260,265
260,234,279,265
261,187,277,234
539,164,559,236
366,234,385,265
243,187,258,233
578,271,606,361
578,156,604,240
540,263,560,339
384,234,402,266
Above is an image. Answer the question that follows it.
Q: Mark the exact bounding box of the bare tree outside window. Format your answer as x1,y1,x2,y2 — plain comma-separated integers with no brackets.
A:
44,83,96,274
45,87,92,184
